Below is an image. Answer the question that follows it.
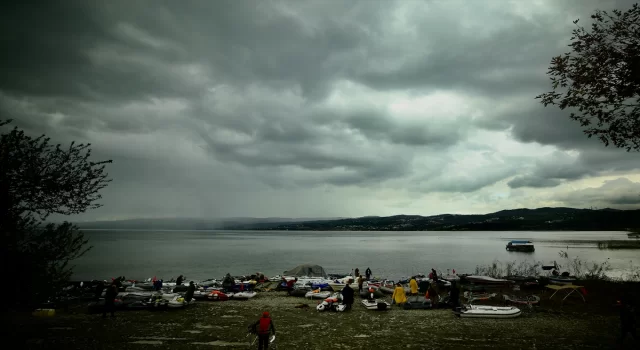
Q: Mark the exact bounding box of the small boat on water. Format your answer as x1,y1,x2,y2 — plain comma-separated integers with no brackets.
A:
454,305,522,318
361,299,391,311
506,240,535,252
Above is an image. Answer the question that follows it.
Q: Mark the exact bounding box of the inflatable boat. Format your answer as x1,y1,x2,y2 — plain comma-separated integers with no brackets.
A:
232,291,257,300
464,276,514,285
403,295,433,310
305,290,331,300
361,299,391,311
317,293,346,312
502,294,540,305
207,290,231,301
454,305,521,318
548,276,576,285
167,296,195,308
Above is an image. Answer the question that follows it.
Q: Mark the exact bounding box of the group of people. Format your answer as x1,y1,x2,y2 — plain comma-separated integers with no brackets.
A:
390,272,459,309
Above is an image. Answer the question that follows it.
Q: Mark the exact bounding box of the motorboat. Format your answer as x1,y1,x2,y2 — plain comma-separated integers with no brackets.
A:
361,299,391,311
305,290,332,300
454,305,522,318
506,240,535,252
232,291,257,300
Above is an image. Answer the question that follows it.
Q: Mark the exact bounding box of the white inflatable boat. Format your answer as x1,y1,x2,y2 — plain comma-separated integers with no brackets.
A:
167,296,195,308
232,291,257,300
454,305,522,318
305,290,331,300
361,299,391,311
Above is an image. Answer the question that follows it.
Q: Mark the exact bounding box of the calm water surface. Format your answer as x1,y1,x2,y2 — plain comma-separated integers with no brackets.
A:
73,230,639,281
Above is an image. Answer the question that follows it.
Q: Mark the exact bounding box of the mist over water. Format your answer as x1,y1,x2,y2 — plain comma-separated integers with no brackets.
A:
73,230,639,281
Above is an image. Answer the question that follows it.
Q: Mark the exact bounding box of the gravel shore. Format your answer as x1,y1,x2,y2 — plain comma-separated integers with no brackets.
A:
9,283,639,350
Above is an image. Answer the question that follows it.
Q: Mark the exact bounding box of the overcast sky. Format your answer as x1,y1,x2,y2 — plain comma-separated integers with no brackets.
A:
2,0,640,221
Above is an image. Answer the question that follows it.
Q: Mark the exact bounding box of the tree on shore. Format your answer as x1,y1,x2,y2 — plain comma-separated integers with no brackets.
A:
0,119,111,309
536,3,640,151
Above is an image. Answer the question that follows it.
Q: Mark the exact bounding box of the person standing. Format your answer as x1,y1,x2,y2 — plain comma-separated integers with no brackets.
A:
392,283,407,306
449,280,460,309
365,267,372,280
354,268,360,278
176,275,184,286
409,277,419,296
252,311,276,350
185,281,195,302
357,275,364,294
341,280,355,310
102,281,118,318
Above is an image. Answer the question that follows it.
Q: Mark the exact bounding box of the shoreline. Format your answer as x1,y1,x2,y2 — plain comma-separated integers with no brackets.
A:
10,280,640,349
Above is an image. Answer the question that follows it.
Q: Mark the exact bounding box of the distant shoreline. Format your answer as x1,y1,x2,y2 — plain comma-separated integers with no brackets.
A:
75,207,640,232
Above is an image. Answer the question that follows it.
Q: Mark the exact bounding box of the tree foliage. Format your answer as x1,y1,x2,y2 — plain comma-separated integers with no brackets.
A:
537,3,640,151
0,119,111,309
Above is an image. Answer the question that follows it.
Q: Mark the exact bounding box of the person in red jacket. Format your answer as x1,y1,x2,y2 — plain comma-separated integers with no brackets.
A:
252,311,276,350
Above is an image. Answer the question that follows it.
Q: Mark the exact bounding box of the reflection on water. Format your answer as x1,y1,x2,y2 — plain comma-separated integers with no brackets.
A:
73,230,639,281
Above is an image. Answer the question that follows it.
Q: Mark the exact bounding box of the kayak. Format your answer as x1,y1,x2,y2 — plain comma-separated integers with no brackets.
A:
454,305,521,318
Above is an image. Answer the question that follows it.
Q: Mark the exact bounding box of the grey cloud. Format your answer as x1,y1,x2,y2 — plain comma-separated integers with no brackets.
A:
508,176,562,189
3,0,640,220
555,178,640,208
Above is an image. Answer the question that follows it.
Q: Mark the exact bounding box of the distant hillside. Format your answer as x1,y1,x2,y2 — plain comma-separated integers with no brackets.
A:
231,207,640,231
75,217,343,230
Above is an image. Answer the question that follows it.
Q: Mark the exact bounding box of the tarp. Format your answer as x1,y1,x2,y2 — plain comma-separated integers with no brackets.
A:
283,264,328,278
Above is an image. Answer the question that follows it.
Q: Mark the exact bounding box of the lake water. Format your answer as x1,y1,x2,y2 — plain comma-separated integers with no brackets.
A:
73,230,640,281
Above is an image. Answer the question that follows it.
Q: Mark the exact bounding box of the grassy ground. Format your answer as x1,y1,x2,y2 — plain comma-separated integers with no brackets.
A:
8,281,640,350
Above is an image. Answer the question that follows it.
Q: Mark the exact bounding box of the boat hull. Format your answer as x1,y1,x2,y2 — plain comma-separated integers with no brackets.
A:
455,305,521,318
361,299,391,311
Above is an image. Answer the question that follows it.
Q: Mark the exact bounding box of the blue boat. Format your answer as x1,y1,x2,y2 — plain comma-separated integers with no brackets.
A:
506,240,535,252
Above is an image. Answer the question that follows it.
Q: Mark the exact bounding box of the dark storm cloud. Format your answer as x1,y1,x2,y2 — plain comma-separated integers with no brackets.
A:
2,0,640,220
